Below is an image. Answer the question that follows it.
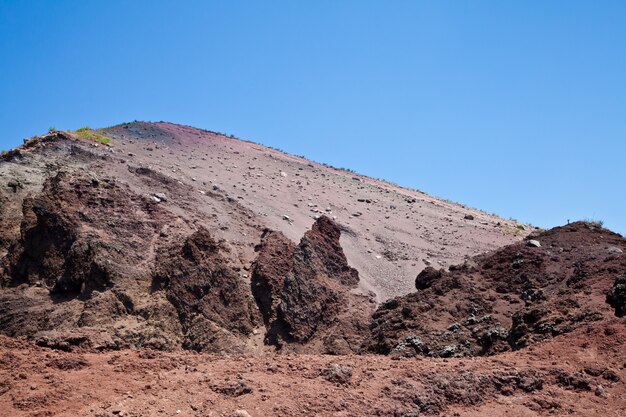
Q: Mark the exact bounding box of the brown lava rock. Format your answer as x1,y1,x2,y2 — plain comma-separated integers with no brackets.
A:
368,221,626,357
252,216,374,354
152,227,260,351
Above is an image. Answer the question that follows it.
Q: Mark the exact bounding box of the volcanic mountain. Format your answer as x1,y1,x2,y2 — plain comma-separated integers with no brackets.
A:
0,123,624,416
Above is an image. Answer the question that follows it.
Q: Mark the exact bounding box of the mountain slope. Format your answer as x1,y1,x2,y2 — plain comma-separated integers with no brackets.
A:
3,122,528,300
0,123,527,353
0,124,625,416
103,121,529,300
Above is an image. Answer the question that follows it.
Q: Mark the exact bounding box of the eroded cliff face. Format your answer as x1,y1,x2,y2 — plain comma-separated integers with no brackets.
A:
0,168,188,350
3,170,162,296
0,157,372,354
251,216,375,354
1,167,624,359
0,128,624,361
367,221,626,357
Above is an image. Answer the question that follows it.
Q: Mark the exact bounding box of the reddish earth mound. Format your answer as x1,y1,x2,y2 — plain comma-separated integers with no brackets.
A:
252,216,375,354
367,221,626,357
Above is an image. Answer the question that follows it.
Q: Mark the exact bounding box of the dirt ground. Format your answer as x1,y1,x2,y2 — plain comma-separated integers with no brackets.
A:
0,318,624,417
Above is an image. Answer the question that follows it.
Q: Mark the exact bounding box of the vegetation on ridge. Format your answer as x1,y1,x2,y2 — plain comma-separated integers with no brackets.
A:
74,126,110,144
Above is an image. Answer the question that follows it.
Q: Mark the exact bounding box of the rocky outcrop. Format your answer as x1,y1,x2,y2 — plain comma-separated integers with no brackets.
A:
251,216,374,354
152,227,260,352
607,276,626,317
367,222,626,357
0,170,374,354
0,169,261,352
2,171,162,296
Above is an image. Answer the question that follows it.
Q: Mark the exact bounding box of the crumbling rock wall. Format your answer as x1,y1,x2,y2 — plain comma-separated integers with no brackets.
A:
0,170,187,349
367,222,626,357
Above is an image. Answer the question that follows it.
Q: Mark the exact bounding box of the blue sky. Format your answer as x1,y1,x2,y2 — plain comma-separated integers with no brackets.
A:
1,1,625,234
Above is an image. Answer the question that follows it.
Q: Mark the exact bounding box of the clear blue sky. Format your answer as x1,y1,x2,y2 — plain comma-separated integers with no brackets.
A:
1,1,625,234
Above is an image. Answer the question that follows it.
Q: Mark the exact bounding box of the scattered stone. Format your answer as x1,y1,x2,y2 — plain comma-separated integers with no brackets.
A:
210,380,253,397
447,323,461,332
464,214,474,220
320,364,353,384
153,192,167,202
7,179,23,193
279,171,288,177
608,247,623,254
231,411,252,417
440,345,456,357
527,240,541,248
282,214,291,221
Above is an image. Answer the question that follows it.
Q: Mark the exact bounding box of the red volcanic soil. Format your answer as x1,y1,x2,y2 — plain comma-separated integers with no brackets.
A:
0,320,624,417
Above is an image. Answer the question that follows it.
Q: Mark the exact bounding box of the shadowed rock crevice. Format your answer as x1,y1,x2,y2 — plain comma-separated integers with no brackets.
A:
607,276,626,317
3,172,115,296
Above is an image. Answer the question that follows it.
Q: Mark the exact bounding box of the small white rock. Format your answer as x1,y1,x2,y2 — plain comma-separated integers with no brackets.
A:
527,239,541,248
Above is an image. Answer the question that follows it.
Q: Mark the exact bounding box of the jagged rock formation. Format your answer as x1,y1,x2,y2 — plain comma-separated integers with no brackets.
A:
367,221,626,357
0,150,372,354
152,227,261,352
0,168,187,350
252,216,375,354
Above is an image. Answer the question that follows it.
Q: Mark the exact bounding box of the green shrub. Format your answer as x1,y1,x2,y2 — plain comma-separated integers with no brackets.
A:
74,127,110,144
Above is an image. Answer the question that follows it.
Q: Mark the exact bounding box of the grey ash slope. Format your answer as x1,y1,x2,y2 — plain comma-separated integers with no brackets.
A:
103,121,529,300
